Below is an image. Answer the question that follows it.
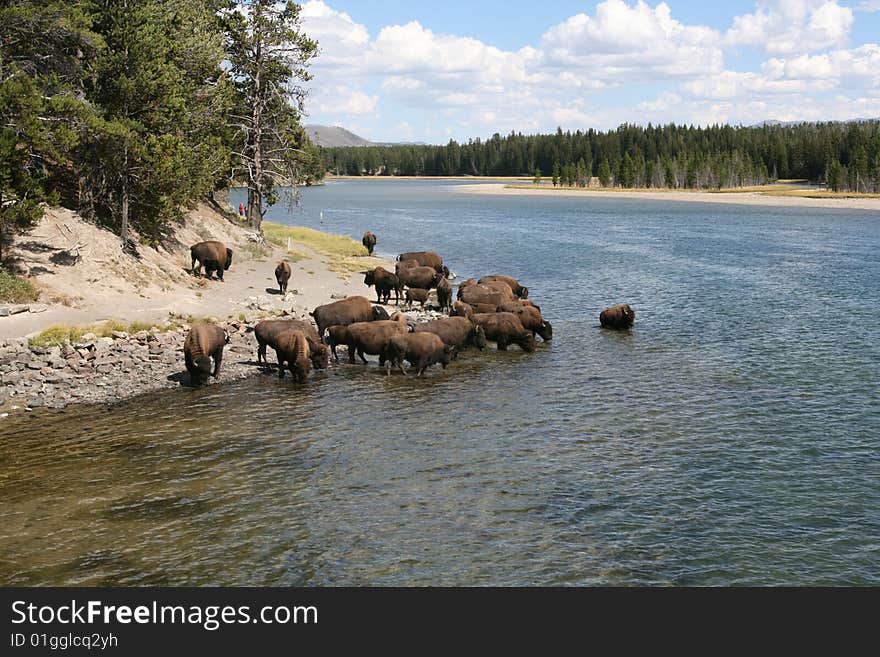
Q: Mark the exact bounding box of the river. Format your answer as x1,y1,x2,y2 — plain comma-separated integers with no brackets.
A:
2,180,878,585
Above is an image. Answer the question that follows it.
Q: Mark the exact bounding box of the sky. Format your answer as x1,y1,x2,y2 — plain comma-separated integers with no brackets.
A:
299,0,880,144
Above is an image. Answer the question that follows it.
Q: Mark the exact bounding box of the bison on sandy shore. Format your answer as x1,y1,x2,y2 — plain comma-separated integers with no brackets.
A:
274,261,291,295
362,231,377,255
191,241,233,281
363,266,401,304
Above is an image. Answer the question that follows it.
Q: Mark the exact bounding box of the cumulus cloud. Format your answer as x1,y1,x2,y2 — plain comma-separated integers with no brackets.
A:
725,1,854,54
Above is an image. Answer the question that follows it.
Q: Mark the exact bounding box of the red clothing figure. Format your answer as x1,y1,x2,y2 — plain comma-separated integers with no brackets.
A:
238,203,244,216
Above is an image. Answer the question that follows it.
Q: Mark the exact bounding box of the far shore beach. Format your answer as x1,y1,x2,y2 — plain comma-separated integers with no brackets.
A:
457,182,880,211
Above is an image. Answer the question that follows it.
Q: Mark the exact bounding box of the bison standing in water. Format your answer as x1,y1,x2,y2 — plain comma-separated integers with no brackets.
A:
345,312,410,365
362,231,377,255
275,261,291,294
310,296,389,341
385,332,452,376
184,323,230,384
191,240,233,281
413,316,486,356
600,303,635,329
254,319,328,370
274,330,311,382
471,313,536,352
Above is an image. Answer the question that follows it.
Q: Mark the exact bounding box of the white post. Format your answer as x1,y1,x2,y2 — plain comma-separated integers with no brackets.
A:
320,211,324,225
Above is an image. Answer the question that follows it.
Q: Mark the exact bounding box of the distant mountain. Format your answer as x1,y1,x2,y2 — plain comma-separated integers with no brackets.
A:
305,125,372,147
305,124,428,148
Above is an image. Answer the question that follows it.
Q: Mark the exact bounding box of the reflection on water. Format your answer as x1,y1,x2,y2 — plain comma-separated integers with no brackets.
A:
2,182,879,585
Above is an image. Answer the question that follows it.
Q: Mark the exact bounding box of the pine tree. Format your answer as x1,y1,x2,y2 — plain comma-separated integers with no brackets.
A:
551,161,560,187
598,158,612,187
223,0,318,232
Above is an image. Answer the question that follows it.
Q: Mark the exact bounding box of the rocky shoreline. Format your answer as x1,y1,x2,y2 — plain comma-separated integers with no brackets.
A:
0,305,447,416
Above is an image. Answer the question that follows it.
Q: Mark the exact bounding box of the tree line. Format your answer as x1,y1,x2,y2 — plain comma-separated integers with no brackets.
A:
321,121,880,193
0,0,321,259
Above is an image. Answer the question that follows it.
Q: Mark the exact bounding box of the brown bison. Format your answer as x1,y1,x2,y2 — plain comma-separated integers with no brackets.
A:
363,266,402,304
184,322,230,384
600,303,635,329
478,275,529,299
326,325,350,362
274,330,311,382
275,261,291,294
405,287,429,308
191,241,233,281
471,313,536,352
497,299,542,313
386,332,452,376
397,265,441,290
459,283,513,307
310,296,390,340
362,231,377,255
254,319,328,370
345,312,410,365
413,316,487,356
436,276,453,313
397,251,446,274
456,278,477,300
505,305,552,341
451,300,474,318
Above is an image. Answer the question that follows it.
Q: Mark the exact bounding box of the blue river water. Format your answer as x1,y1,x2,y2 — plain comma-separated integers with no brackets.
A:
2,180,878,585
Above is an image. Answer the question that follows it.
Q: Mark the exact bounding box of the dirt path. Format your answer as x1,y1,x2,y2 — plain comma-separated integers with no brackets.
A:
0,204,392,340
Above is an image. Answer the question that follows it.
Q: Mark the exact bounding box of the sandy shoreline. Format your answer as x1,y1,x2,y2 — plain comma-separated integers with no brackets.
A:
457,183,880,211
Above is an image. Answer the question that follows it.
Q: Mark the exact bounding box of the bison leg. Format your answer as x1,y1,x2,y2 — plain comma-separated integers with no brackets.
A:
257,341,267,365
358,349,368,364
398,359,408,376
497,339,509,351
191,257,200,277
277,355,286,378
212,348,223,378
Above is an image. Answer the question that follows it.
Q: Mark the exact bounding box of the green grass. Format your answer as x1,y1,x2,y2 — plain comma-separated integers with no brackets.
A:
0,269,39,304
263,222,368,258
29,319,177,348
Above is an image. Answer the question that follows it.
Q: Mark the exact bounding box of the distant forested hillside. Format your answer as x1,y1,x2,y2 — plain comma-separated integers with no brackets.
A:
321,121,880,192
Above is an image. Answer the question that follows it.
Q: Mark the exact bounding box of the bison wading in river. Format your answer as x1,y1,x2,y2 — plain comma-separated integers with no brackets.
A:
413,316,486,356
600,303,635,329
274,330,311,382
254,319,328,370
310,296,390,341
191,240,233,281
345,312,410,365
478,275,529,299
471,312,536,352
184,323,230,384
386,332,452,376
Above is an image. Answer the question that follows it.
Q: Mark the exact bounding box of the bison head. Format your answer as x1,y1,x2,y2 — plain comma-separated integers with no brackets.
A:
371,305,390,321
537,320,553,341
518,332,537,353
440,345,453,368
470,325,487,350
515,285,529,299
224,248,233,270
363,270,375,287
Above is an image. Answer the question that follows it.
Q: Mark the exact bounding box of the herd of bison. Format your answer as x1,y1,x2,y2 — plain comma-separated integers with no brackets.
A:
184,236,635,384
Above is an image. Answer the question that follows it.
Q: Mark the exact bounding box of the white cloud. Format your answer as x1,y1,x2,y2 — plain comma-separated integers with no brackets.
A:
857,1,880,12
309,85,378,116
725,1,854,54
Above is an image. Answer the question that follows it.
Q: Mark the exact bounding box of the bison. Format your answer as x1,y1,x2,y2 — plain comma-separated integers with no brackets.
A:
451,300,474,318
478,275,529,299
503,305,552,341
254,319,328,370
405,287,429,309
398,251,444,273
363,266,401,304
183,322,230,384
191,241,233,281
345,312,410,365
397,265,441,290
436,276,453,313
326,325,350,362
274,330,311,382
600,303,635,329
386,332,452,376
310,296,389,341
362,230,377,255
413,316,487,356
456,278,477,300
471,313,536,352
459,283,513,307
275,261,291,295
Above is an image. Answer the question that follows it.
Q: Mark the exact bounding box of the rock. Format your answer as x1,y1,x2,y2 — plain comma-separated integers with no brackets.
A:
26,362,43,371
2,372,22,386
96,364,113,374
28,304,48,313
29,344,48,355
111,330,129,339
81,332,97,341
0,305,29,317
95,337,114,351
43,372,70,384
230,345,251,354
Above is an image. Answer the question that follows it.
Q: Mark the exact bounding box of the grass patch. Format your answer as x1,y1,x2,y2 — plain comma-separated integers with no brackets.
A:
263,222,368,259
0,269,39,304
238,241,271,261
29,319,177,348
